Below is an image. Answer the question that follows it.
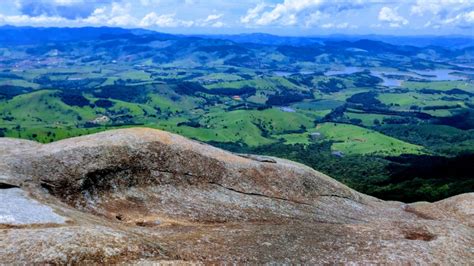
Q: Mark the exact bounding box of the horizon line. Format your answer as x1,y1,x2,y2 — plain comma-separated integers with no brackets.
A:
1,24,473,39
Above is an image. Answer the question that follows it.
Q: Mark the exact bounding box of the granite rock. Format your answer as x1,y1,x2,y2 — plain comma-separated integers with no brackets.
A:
0,128,472,264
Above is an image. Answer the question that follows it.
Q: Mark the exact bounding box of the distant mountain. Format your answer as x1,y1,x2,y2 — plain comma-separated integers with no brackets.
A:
0,26,472,73
195,33,323,46
1,25,473,49
200,33,474,49
0,25,174,45
0,25,130,45
357,35,474,49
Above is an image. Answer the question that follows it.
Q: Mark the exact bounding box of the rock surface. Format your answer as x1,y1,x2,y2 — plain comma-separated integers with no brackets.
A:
0,188,67,225
0,128,472,264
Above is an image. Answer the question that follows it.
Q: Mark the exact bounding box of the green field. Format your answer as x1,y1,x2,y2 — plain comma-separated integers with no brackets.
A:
276,122,425,156
315,123,425,156
1,27,474,202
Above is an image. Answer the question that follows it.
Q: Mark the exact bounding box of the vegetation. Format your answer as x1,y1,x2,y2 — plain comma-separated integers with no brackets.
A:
1,26,473,202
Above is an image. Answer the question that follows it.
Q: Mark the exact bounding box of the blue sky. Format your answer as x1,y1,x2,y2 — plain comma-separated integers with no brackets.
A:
0,0,473,35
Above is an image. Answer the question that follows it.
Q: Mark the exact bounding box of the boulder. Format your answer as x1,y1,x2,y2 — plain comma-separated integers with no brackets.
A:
0,128,472,264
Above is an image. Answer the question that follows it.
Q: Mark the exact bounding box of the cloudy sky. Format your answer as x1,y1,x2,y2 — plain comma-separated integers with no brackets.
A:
0,0,473,35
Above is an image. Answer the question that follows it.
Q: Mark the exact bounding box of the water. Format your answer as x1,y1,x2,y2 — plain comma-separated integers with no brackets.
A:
410,69,466,81
371,69,469,87
273,71,293,77
324,67,362,76
450,63,474,69
280,107,296,112
370,70,414,87
274,71,316,76
379,78,402,87
323,66,470,87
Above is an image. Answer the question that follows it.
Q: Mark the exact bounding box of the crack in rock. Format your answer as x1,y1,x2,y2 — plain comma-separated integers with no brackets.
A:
209,182,312,206
0,182,19,189
236,154,277,163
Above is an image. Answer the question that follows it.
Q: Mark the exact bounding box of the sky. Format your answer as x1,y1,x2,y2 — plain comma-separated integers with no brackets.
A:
0,0,473,36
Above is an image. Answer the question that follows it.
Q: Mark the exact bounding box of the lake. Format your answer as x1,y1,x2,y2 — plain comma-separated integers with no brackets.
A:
324,67,362,76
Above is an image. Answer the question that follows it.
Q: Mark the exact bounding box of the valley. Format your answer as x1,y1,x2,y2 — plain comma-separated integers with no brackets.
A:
1,26,473,202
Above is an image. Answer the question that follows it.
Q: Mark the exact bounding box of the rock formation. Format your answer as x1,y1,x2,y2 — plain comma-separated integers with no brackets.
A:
0,128,472,264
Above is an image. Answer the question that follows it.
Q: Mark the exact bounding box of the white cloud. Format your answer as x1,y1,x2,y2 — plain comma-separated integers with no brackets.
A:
0,14,67,24
106,3,138,26
0,2,221,29
138,11,225,28
304,10,327,27
204,14,223,22
211,21,225,28
378,6,408,27
255,0,324,26
53,0,83,5
5,0,228,29
465,11,474,22
2,0,472,32
442,10,474,25
321,22,356,29
193,13,225,27
411,0,474,28
82,3,138,27
140,0,161,7
240,2,268,24
140,12,194,27
240,0,376,28
411,0,472,16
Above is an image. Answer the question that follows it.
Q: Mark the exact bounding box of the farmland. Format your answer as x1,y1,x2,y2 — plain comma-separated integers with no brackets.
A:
1,26,473,202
